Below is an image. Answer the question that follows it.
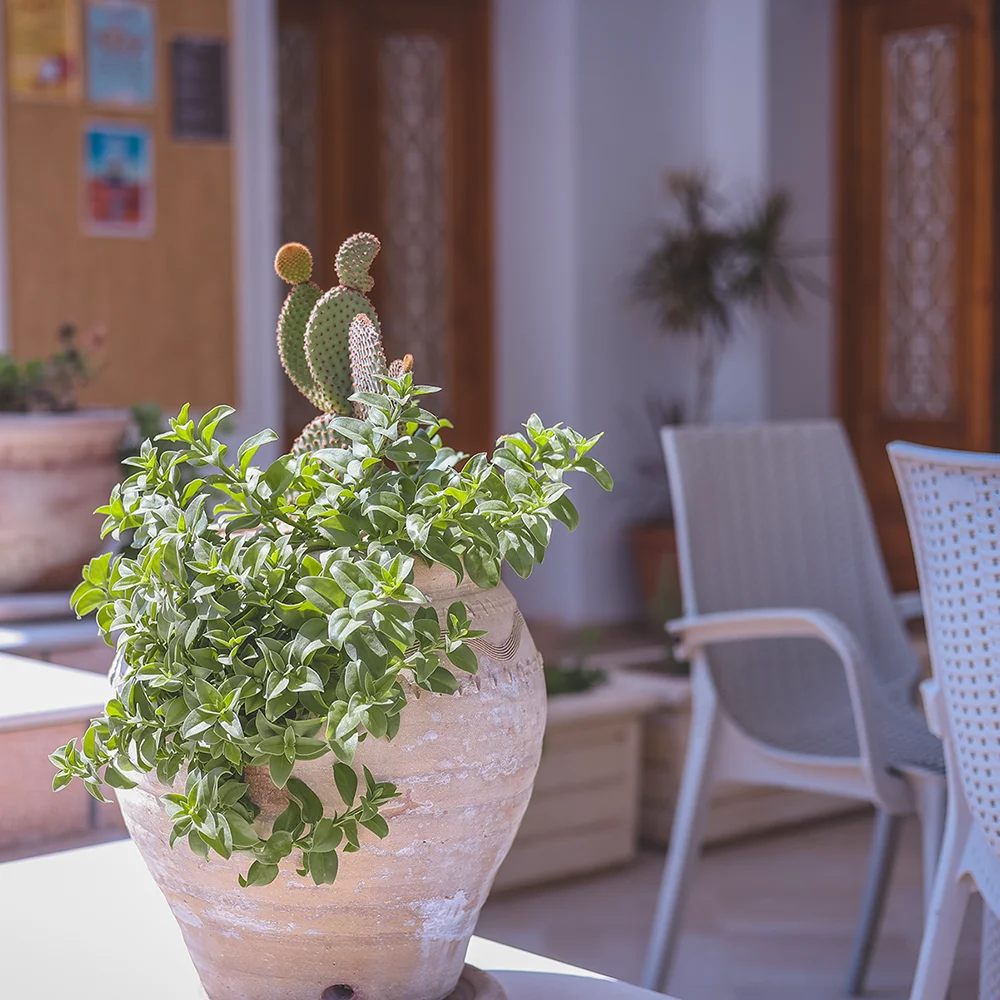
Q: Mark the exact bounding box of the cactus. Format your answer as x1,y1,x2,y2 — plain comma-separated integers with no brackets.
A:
274,233,413,452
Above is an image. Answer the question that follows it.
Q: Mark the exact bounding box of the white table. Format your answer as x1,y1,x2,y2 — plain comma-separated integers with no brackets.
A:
0,841,669,999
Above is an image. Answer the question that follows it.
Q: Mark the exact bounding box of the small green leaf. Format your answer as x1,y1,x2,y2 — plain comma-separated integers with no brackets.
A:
269,754,294,788
307,847,339,885
360,813,389,839
311,817,343,853
286,777,324,824
239,861,279,887
333,762,358,808
447,642,479,675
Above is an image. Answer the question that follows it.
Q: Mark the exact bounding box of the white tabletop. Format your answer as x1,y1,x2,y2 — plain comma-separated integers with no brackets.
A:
0,651,111,732
0,840,669,999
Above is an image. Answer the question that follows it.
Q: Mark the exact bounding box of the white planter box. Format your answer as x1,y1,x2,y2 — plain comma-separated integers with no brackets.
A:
492,672,664,892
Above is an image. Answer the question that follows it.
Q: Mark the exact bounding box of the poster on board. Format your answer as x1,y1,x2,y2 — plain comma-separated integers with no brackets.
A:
82,122,154,238
86,1,155,107
7,0,82,101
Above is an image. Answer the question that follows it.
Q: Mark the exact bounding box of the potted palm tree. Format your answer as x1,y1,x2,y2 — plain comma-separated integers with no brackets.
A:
628,171,819,633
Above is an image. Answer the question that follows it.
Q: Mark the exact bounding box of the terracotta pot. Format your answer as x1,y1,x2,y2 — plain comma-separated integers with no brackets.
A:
628,522,681,621
0,409,129,593
116,563,546,1000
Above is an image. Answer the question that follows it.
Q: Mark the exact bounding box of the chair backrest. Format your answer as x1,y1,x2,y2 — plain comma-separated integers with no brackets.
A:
890,441,1000,854
663,421,920,752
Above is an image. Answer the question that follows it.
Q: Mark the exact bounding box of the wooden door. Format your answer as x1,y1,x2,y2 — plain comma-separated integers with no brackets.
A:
277,0,493,456
838,0,995,590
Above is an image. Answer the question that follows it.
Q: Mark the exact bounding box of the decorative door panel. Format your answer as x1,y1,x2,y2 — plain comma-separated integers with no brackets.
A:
838,0,994,590
278,0,492,455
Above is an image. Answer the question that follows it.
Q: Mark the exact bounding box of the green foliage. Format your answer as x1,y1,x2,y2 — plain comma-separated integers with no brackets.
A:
543,663,606,697
0,323,103,413
52,375,611,887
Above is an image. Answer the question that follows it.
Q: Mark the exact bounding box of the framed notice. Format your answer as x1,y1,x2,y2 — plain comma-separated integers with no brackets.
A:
86,1,155,107
7,0,82,101
82,122,154,238
170,37,229,141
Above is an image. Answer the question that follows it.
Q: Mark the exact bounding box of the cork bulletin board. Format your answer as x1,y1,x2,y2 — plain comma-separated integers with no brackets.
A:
5,0,236,411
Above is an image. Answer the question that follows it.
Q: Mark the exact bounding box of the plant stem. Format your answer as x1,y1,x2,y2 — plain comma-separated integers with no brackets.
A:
694,329,717,424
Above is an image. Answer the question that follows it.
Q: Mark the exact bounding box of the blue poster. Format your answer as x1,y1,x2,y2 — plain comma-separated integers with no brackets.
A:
86,2,154,107
83,122,154,237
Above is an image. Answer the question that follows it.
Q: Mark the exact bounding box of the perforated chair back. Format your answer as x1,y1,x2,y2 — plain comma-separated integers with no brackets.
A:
663,421,922,758
890,442,1000,858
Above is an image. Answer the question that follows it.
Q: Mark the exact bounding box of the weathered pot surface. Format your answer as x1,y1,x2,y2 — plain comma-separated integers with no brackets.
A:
116,563,545,1000
0,408,129,592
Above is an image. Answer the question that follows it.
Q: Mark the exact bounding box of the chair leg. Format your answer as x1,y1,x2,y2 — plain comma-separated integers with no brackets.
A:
909,799,970,1000
980,907,1000,1000
913,775,947,915
845,809,901,996
641,667,719,993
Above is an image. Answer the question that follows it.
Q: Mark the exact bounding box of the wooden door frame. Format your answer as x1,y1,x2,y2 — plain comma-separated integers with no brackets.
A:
835,0,995,454
280,0,495,456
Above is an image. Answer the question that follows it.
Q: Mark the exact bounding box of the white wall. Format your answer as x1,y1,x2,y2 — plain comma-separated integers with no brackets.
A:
494,0,835,628
767,0,835,420
494,0,706,625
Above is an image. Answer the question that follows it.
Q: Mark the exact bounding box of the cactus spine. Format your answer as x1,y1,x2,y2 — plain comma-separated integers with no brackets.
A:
274,233,412,452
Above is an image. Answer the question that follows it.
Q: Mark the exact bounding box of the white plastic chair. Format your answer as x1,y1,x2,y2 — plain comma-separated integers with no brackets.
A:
642,421,946,994
889,442,1000,1000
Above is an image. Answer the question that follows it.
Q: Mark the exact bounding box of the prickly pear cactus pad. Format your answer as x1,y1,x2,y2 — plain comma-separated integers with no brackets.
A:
274,232,416,453
275,243,325,410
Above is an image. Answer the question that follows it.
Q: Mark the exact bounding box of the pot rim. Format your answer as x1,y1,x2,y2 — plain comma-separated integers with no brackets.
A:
0,407,131,426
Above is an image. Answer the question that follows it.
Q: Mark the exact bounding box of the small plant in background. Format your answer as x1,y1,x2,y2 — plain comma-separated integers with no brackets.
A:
633,171,822,423
543,627,606,696
0,323,106,413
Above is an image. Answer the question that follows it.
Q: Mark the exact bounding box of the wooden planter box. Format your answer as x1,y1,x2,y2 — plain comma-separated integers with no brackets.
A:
492,672,665,892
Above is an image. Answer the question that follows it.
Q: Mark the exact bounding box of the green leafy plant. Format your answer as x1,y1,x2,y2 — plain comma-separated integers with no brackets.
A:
0,323,105,413
634,171,822,422
51,374,611,887
543,663,606,697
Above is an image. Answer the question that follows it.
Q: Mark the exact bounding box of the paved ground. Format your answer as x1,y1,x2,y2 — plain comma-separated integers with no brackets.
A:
478,811,982,999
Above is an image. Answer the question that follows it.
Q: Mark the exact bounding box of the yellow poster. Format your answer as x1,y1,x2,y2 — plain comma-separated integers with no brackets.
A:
7,0,82,101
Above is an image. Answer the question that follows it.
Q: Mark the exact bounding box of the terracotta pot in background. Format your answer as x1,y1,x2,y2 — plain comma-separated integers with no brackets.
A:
116,563,547,1000
0,409,129,593
628,521,683,632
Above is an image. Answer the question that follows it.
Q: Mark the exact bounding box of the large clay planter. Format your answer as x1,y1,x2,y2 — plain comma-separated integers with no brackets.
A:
0,409,129,592
116,563,546,1000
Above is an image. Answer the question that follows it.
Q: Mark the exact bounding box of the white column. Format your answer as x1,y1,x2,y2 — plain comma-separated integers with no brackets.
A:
230,0,283,459
704,0,771,423
494,0,585,624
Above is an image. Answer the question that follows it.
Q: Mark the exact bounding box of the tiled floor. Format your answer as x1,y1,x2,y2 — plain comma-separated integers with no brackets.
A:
478,811,982,999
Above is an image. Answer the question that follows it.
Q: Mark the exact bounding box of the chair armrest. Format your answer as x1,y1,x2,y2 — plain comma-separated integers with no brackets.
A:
667,608,911,813
669,607,864,661
894,591,923,624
